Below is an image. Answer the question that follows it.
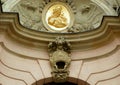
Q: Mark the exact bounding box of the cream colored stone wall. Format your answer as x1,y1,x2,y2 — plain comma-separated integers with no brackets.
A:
0,8,120,85
0,32,120,85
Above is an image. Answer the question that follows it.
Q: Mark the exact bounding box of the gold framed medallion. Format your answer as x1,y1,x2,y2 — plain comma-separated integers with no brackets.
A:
42,2,74,32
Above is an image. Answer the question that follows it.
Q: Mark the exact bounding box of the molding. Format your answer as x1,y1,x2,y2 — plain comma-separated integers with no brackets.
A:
95,74,120,85
36,60,46,84
76,45,120,61
86,64,120,81
0,42,120,60
0,72,28,85
0,60,37,81
77,61,84,84
0,12,120,50
0,42,48,60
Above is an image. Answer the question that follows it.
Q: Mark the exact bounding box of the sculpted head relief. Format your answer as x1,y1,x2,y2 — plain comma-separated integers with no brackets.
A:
48,6,68,28
46,4,70,31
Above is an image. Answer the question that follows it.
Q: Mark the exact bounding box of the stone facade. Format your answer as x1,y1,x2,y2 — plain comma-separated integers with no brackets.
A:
0,0,120,85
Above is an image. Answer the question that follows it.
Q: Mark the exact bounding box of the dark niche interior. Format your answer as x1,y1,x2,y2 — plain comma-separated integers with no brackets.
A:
56,61,65,69
44,82,77,85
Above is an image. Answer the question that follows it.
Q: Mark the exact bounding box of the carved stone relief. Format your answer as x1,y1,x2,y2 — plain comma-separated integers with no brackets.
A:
5,0,116,33
42,2,74,32
48,37,71,83
69,3,106,33
104,0,119,14
1,0,7,4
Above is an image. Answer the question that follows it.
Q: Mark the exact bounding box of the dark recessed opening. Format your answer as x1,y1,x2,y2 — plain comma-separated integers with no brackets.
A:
44,82,77,85
56,61,65,69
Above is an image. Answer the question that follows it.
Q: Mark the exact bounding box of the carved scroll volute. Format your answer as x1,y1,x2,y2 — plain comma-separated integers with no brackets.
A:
48,37,71,83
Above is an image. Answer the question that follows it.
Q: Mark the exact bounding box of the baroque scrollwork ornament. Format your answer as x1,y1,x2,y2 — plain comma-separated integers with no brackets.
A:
48,37,71,83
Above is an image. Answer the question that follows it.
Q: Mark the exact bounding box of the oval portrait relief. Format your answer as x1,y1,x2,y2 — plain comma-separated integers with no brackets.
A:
42,2,74,32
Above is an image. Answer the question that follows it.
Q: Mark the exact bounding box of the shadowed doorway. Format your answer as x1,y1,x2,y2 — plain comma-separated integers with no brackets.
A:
32,78,90,85
44,82,77,85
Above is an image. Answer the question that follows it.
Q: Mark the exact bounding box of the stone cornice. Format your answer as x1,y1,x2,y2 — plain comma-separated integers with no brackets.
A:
0,11,120,50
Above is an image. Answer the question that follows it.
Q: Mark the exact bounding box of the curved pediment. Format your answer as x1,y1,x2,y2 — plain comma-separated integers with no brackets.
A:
1,0,118,33
0,11,120,51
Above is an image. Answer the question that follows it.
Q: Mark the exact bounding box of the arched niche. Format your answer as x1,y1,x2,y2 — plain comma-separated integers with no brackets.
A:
43,82,77,85
31,77,90,85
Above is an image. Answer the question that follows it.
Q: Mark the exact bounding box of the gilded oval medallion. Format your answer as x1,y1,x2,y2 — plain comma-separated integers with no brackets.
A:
47,5,68,28
42,2,74,32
